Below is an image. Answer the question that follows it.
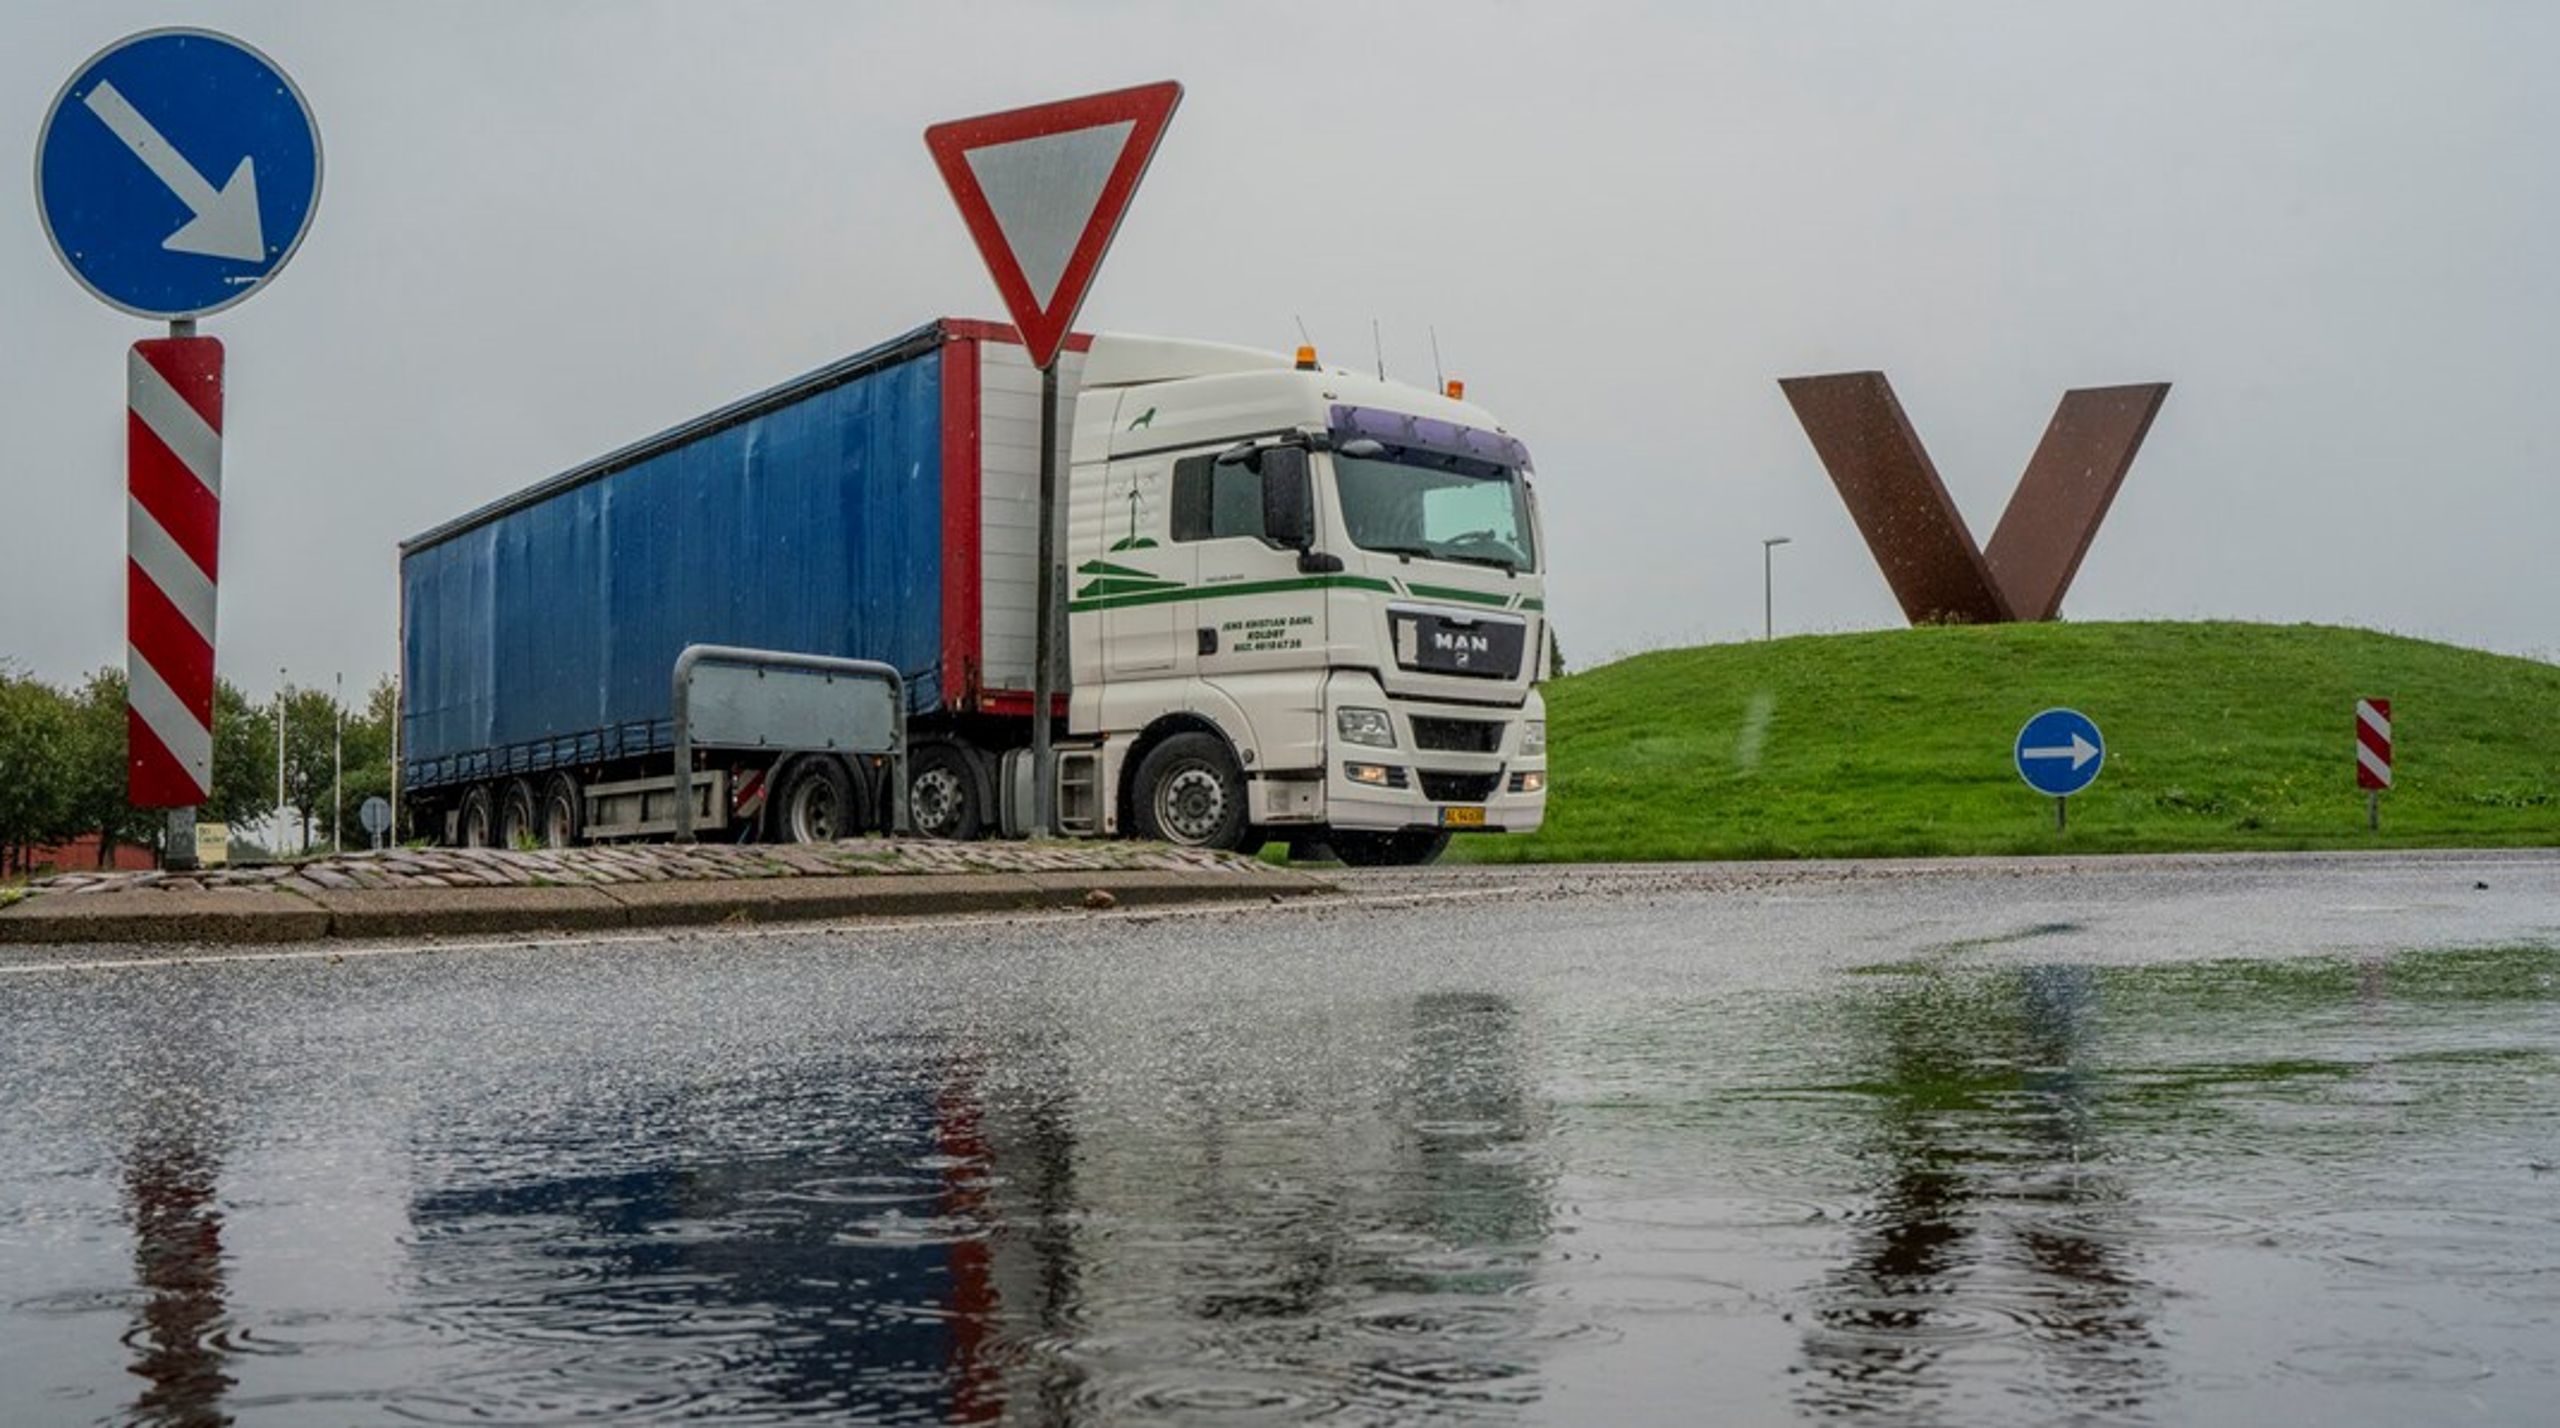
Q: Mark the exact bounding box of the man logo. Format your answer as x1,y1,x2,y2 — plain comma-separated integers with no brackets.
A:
1780,372,2169,624
1433,631,1493,656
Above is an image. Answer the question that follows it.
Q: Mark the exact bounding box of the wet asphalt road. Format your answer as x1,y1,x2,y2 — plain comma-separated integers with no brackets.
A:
3,849,2556,1425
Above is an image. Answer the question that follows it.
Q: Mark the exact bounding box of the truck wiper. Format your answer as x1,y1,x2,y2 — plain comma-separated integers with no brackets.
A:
1427,551,1521,572
1358,542,1517,572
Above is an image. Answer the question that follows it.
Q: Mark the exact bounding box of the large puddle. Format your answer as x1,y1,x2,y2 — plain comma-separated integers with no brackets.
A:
3,879,2556,1424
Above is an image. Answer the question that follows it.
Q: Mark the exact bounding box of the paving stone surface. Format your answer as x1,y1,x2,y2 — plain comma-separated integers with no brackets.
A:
18,838,1275,900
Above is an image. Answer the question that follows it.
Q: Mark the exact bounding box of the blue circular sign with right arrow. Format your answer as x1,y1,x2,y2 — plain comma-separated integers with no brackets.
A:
2015,707,2105,797
35,28,322,320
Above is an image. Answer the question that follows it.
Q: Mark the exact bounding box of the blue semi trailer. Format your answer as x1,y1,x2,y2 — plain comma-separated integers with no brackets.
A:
400,319,1081,847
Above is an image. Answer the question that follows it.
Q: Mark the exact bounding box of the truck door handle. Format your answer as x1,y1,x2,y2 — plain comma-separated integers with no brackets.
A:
1197,627,1218,655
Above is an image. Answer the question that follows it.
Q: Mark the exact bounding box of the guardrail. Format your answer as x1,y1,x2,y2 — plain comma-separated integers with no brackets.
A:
670,645,908,843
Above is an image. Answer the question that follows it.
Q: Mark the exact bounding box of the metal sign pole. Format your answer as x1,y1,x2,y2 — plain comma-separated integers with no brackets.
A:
923,81,1182,841
165,806,198,871
2056,796,2066,835
1031,363,1061,837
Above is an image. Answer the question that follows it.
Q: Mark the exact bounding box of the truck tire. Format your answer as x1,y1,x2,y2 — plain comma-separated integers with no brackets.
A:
908,743,984,841
539,773,582,848
773,757,860,844
497,779,541,849
1131,732,1252,851
1329,829,1451,866
457,785,497,848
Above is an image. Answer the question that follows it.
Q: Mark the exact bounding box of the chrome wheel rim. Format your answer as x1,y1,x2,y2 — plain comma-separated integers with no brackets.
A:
911,767,965,838
1155,763,1227,844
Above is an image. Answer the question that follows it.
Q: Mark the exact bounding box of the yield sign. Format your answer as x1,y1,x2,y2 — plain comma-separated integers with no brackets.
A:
926,81,1182,370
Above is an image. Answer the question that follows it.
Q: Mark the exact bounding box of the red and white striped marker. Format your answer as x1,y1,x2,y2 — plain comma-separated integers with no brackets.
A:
2356,697,2393,791
126,337,224,807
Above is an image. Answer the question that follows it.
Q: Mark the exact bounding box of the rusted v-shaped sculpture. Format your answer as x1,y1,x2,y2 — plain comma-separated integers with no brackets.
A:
1779,372,2169,623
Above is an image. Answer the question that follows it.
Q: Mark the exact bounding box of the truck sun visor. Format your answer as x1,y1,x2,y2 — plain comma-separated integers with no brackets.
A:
1328,405,1531,472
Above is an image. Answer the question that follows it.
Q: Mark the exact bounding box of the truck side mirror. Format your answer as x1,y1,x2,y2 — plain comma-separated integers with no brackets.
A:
1260,447,1314,551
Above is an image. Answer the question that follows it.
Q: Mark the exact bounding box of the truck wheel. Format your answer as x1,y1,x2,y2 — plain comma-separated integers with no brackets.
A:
539,773,582,848
1329,830,1451,866
497,779,541,849
1132,732,1251,851
774,757,859,844
458,785,497,848
908,743,984,841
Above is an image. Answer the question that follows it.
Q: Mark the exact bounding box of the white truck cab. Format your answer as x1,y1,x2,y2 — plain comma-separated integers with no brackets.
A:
1064,336,1549,865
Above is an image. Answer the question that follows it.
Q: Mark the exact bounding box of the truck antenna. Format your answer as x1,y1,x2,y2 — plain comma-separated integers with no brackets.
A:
1372,319,1386,381
1429,326,1446,392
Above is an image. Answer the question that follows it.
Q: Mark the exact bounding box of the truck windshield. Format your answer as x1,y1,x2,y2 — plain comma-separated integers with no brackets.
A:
1333,451,1538,573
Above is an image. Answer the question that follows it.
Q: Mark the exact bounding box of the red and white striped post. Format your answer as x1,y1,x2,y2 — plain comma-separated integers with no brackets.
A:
127,334,224,868
2356,697,2392,831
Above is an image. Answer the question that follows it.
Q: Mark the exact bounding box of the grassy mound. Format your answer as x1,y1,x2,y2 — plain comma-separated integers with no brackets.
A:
1457,622,2560,862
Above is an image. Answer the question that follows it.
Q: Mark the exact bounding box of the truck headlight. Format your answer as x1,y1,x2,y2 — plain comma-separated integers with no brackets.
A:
1337,707,1396,748
1521,719,1547,756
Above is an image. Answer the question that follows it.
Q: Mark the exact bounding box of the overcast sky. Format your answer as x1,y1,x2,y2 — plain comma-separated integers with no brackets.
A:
6,1,2555,700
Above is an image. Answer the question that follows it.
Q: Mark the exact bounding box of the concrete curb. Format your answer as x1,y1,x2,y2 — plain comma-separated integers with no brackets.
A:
0,889,333,945
0,867,1326,948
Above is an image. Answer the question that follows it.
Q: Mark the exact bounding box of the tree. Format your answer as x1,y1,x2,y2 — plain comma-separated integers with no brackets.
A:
0,668,80,876
63,668,157,868
278,684,343,851
205,679,278,831
47,670,277,869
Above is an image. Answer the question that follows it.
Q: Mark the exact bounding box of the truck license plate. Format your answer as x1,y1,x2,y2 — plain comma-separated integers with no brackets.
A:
1439,806,1487,828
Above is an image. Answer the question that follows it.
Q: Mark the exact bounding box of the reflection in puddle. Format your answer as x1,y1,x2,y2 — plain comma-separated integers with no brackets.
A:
402,1068,1075,1421
4,928,2555,1425
1770,945,2560,1422
393,989,1554,1423
1798,964,2159,1420
124,1126,233,1427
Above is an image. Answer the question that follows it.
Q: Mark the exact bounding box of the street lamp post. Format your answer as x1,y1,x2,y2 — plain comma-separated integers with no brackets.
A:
333,671,343,855
1762,536,1793,641
275,670,287,855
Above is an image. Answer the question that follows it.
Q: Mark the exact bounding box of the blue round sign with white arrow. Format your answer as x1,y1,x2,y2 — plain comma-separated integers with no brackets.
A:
2014,707,2105,797
35,28,322,320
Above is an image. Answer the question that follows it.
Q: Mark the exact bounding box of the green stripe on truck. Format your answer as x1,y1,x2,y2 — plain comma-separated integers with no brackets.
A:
1068,574,1397,612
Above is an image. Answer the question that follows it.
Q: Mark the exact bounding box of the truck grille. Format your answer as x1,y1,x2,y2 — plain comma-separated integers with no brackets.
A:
1419,770,1503,803
1410,716,1504,753
1390,609,1526,679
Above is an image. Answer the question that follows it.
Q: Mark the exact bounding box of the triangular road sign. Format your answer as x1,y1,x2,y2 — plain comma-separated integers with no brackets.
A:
926,81,1182,370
